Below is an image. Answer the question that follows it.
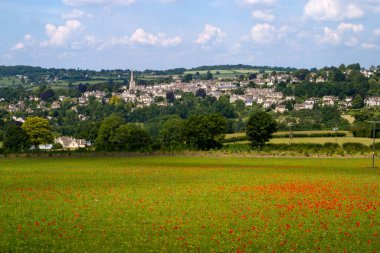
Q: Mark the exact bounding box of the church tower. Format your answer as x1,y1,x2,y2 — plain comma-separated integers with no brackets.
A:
129,69,136,90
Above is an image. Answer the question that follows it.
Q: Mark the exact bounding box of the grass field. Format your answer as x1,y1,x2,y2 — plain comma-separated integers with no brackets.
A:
0,156,379,252
226,131,353,139
270,137,373,145
0,77,23,86
225,131,376,146
184,69,265,79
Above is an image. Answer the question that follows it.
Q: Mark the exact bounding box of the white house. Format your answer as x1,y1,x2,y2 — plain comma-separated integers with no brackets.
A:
55,137,88,149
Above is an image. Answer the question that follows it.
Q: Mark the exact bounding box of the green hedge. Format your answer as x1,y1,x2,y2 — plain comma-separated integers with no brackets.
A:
223,141,377,155
342,143,369,154
224,132,347,143
273,133,347,138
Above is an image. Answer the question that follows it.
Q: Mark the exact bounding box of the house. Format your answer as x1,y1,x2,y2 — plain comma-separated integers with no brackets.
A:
245,98,254,107
55,136,88,149
275,105,287,113
263,101,273,109
294,104,306,110
322,96,338,107
12,116,25,123
365,97,380,107
38,144,53,150
51,101,61,109
316,77,326,83
285,96,295,101
304,99,316,109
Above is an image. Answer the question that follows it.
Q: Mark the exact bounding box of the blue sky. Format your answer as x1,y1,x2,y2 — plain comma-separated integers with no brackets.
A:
1,0,380,70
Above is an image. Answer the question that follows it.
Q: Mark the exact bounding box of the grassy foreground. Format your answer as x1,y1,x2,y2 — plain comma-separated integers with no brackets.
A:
1,156,379,252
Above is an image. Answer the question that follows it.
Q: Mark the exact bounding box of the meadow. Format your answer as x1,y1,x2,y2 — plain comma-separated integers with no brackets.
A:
184,69,265,79
225,131,375,146
0,156,379,252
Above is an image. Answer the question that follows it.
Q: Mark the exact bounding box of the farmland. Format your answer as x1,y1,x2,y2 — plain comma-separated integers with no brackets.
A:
184,69,263,79
225,131,375,146
1,156,379,252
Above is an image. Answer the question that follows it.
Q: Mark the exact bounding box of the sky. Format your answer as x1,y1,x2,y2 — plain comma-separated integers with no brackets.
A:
1,0,380,70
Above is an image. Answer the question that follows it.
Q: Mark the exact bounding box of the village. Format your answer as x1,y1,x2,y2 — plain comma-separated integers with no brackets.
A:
4,68,380,116
1,66,380,150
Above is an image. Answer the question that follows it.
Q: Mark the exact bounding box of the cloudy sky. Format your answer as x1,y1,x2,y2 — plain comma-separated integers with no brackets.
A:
1,0,380,70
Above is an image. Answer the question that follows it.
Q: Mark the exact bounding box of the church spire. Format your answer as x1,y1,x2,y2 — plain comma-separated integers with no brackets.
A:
129,69,136,90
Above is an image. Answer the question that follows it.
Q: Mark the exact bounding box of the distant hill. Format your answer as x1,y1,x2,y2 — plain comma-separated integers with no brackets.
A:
0,64,297,77
189,64,297,72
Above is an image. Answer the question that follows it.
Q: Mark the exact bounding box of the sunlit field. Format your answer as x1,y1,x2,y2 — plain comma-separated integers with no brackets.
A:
1,156,379,252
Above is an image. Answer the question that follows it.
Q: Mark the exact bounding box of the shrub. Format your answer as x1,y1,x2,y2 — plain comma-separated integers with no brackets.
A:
52,143,63,150
343,142,368,154
273,133,346,138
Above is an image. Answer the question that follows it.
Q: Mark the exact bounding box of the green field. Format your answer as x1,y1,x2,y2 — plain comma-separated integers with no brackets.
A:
226,131,375,146
184,69,263,79
227,130,353,138
0,77,23,86
1,156,379,252
270,137,373,145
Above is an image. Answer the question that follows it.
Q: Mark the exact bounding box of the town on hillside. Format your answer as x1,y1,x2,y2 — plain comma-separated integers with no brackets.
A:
1,64,380,150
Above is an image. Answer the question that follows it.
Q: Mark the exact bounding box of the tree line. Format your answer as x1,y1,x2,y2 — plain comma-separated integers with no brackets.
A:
1,112,277,153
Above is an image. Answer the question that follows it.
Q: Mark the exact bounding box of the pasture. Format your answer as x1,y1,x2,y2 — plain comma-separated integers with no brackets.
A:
225,131,375,146
0,156,379,252
184,69,262,79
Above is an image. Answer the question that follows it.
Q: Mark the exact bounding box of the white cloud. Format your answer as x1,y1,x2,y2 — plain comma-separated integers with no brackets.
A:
71,34,98,50
345,37,359,47
24,34,34,42
374,29,380,36
11,43,25,51
316,23,364,45
62,9,91,19
317,27,341,44
62,0,135,6
238,0,275,5
337,23,364,32
251,10,275,22
246,23,287,44
195,24,226,45
85,35,98,46
346,4,364,19
130,28,181,46
41,20,82,47
304,0,363,21
99,28,181,49
362,43,376,49
10,34,35,51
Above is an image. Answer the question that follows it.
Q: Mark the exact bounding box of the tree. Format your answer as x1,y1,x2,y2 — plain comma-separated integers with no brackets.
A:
40,88,55,101
95,115,124,151
352,94,364,109
3,123,30,152
166,91,175,103
206,70,213,80
211,95,236,118
246,111,277,150
248,73,257,80
181,74,193,83
158,117,185,150
111,124,152,152
22,117,53,148
109,95,123,106
184,114,227,150
196,88,207,98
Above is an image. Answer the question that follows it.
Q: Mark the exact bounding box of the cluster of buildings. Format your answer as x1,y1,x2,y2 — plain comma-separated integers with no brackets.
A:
4,69,380,118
